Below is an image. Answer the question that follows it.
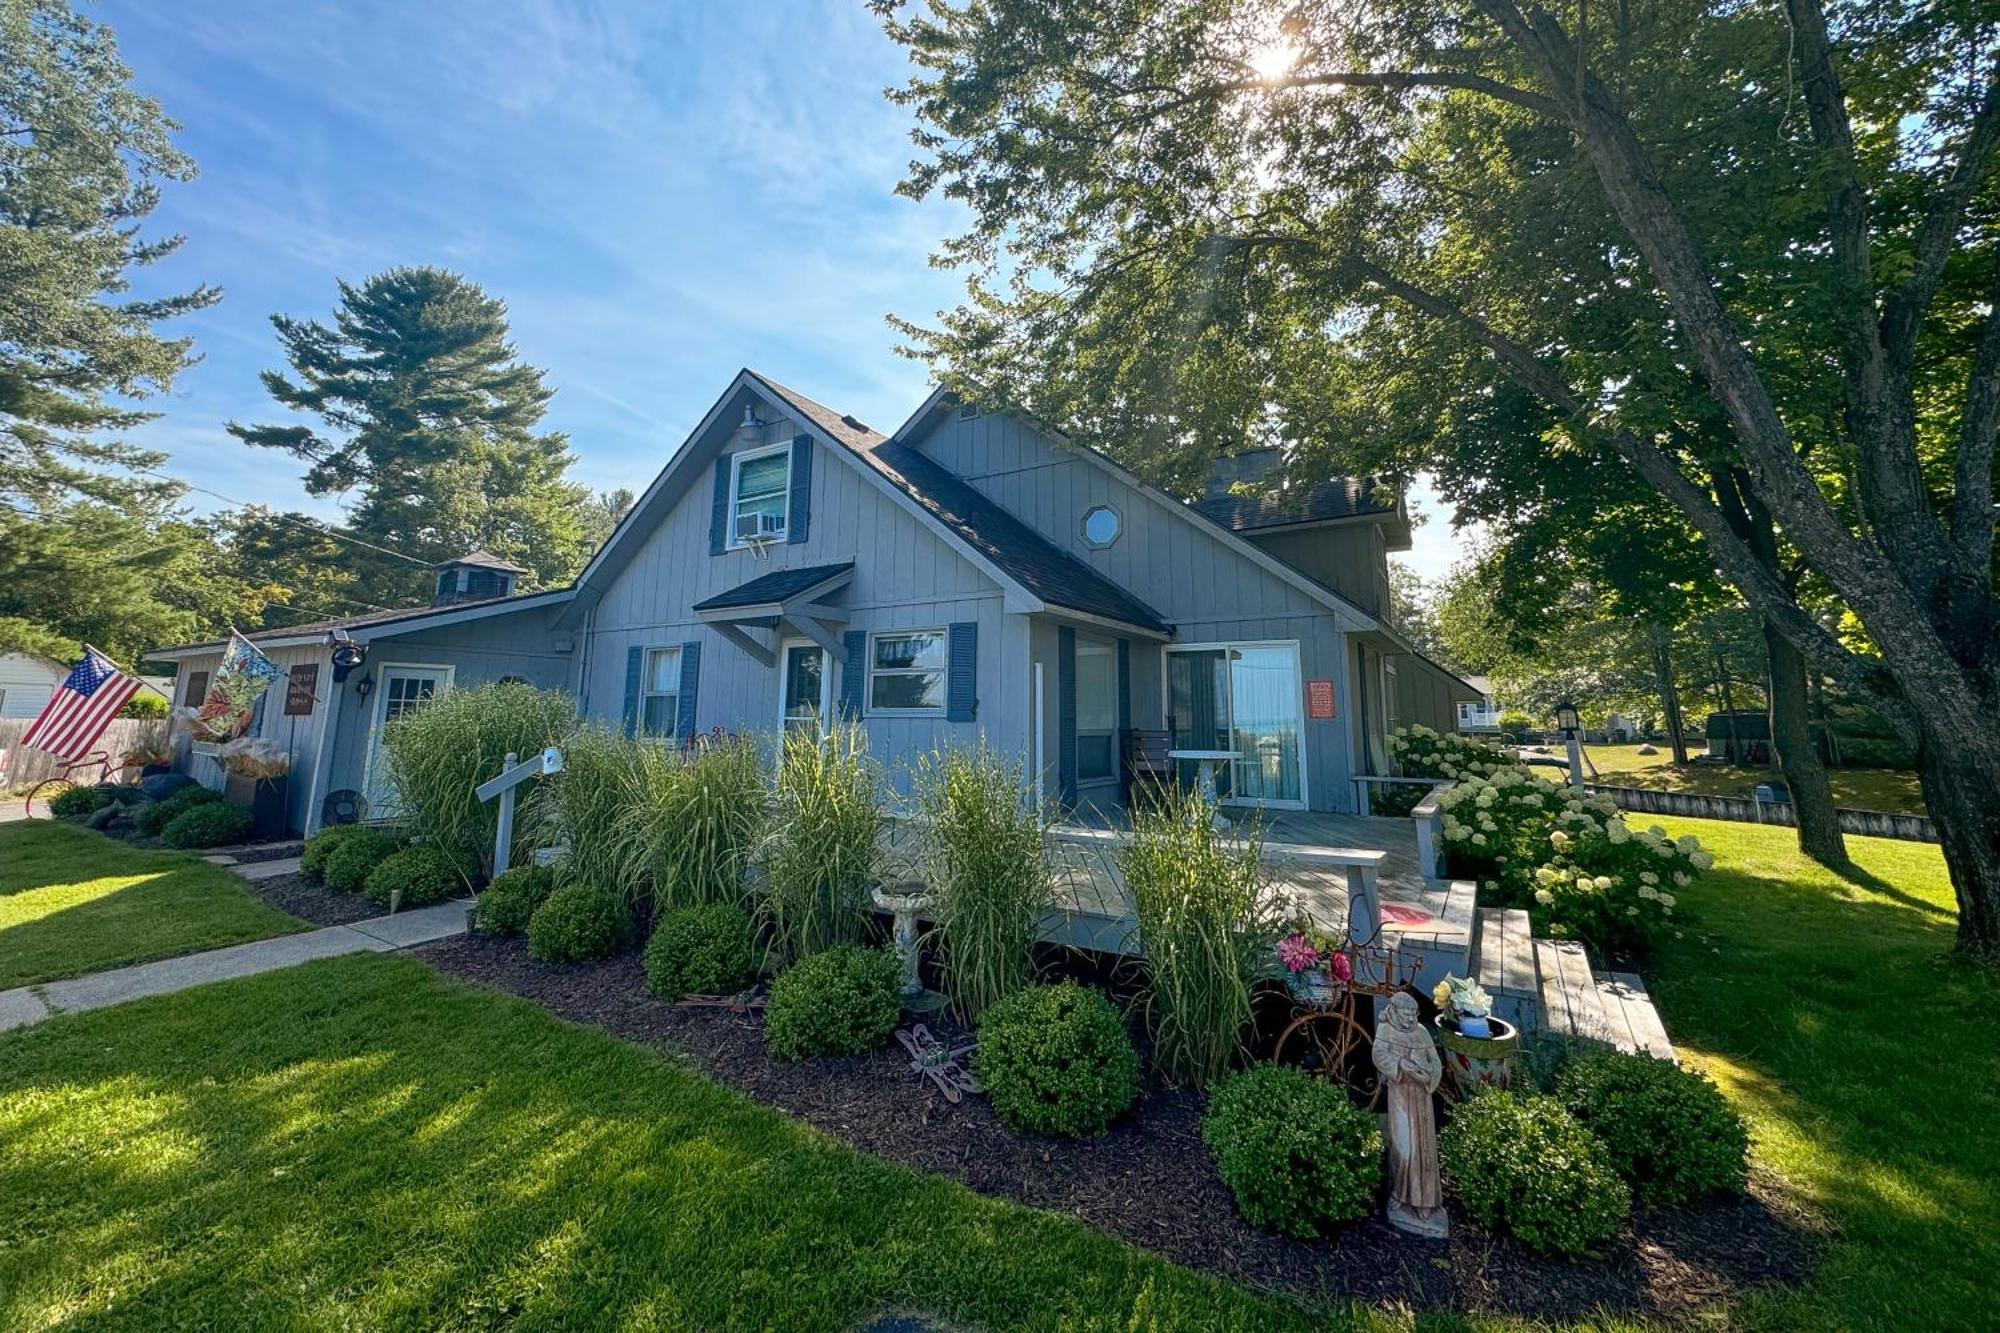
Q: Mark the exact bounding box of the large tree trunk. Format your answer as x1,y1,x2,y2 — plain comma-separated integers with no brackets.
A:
1651,635,1689,765
1916,735,2000,961
1764,620,1848,865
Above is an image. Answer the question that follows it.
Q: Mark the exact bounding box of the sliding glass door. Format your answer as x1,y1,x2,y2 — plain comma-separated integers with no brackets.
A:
1165,641,1306,807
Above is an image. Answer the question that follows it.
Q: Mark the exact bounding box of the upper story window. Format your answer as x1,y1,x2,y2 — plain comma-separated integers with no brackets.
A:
641,646,682,737
869,630,947,712
1081,504,1121,548
729,444,791,546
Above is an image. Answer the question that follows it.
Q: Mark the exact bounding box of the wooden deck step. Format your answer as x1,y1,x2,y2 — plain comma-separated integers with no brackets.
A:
1473,907,1538,1028
1534,938,1620,1045
1598,971,1677,1062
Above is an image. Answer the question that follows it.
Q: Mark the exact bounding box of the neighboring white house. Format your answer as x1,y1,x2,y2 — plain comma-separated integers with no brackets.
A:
1456,674,1504,732
0,652,66,720
0,651,170,720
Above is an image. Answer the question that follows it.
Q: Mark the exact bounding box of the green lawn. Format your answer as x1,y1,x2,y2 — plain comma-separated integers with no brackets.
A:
0,817,1990,1329
1577,743,1927,816
0,821,306,990
0,952,1320,1331
1645,818,1997,1330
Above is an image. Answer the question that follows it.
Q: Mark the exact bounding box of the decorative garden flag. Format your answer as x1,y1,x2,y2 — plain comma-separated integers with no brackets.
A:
194,632,287,742
21,647,144,762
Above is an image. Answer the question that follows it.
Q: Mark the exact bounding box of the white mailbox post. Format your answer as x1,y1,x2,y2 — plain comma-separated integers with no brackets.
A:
474,746,564,878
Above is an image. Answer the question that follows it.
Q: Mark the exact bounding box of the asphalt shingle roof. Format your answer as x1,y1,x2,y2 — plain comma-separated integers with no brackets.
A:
749,372,1172,635
1192,475,1398,532
692,561,855,612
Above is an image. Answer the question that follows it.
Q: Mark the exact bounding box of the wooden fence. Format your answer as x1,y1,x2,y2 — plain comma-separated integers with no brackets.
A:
0,718,172,791
1584,782,1937,843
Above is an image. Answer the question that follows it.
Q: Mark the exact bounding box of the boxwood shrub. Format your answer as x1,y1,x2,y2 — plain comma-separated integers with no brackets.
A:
1202,1064,1383,1238
526,884,632,963
322,827,403,895
644,903,757,999
302,823,373,877
162,801,256,849
474,864,557,937
49,785,115,820
1440,1091,1631,1258
762,944,902,1060
363,845,468,908
975,983,1140,1137
135,784,223,837
1556,1051,1750,1204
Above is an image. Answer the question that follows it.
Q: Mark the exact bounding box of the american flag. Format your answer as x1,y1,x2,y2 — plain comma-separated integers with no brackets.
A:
22,648,144,763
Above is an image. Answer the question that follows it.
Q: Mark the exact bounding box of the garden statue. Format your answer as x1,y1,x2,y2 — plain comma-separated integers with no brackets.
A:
1372,991,1448,1238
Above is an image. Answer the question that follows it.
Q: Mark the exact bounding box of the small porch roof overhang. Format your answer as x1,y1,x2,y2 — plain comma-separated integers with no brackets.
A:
692,561,854,666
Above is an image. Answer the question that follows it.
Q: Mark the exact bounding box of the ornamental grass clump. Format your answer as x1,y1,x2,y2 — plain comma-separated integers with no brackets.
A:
1120,784,1280,1088
760,722,879,964
762,943,902,1060
1556,1051,1750,1204
607,732,767,914
531,724,656,907
1202,1064,1383,1239
1440,1091,1631,1258
474,864,557,937
912,742,1052,1019
975,983,1140,1137
381,681,576,872
644,903,758,999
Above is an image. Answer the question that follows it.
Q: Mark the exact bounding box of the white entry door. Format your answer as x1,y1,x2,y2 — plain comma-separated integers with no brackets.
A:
778,639,829,738
362,665,452,817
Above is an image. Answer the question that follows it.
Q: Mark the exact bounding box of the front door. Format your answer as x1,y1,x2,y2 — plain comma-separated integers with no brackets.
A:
362,665,451,817
778,640,829,738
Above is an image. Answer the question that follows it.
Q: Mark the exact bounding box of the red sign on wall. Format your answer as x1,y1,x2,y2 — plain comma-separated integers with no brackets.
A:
1306,679,1337,720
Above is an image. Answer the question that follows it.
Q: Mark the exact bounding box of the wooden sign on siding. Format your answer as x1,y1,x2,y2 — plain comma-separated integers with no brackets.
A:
1306,679,1337,719
284,663,319,716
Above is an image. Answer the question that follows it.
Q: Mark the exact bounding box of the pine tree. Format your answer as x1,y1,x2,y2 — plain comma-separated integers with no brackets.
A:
229,267,591,604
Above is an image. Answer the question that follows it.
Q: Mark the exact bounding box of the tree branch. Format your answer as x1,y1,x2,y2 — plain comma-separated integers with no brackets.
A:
1089,68,1565,130
1883,68,2000,366
1952,260,2000,581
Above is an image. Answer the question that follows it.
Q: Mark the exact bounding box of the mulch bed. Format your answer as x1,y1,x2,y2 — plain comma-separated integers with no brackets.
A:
247,872,381,927
417,934,1816,1323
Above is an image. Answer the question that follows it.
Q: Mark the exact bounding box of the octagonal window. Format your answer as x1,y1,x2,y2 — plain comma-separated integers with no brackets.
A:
1081,504,1122,548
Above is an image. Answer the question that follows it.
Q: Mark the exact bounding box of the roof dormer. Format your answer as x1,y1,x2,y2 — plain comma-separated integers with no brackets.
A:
433,550,527,606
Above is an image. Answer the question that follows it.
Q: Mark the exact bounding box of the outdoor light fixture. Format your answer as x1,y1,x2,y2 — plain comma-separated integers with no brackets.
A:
1554,701,1581,735
329,638,368,683
353,671,375,700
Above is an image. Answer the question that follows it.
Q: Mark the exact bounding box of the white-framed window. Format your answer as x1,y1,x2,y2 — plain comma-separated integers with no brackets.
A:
1075,636,1117,782
728,443,791,546
869,629,947,713
642,646,682,737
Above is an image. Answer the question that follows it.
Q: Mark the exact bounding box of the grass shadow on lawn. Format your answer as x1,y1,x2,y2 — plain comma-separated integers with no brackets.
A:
0,822,306,990
0,953,1324,1332
1647,818,1999,1331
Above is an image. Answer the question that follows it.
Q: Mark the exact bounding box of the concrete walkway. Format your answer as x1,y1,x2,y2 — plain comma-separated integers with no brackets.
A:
0,900,472,1035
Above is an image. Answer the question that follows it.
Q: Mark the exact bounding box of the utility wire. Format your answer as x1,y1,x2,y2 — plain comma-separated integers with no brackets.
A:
123,466,437,568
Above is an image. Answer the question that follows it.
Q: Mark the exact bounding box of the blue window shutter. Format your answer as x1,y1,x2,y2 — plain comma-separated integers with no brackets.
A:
1057,627,1077,806
787,435,812,545
946,621,977,722
677,640,701,744
708,454,732,555
1116,638,1130,733
841,630,868,718
622,646,643,737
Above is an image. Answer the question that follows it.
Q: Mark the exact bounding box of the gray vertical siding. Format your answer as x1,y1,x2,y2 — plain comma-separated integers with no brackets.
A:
170,644,332,835
913,410,1370,811
580,390,1033,795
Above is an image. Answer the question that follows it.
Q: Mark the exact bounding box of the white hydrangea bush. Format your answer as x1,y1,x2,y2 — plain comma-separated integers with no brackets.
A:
1434,766,1710,954
1387,725,1513,782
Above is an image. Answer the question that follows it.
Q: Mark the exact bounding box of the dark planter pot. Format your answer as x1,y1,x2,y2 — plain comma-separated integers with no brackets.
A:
141,762,172,778
224,773,292,840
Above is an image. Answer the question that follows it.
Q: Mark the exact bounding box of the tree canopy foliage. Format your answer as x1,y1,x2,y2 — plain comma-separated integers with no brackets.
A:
879,0,2000,956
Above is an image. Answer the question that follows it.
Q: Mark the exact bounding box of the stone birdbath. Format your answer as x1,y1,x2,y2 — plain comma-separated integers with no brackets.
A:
872,880,948,1013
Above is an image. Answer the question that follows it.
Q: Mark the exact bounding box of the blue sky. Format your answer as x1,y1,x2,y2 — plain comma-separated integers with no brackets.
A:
103,0,1465,581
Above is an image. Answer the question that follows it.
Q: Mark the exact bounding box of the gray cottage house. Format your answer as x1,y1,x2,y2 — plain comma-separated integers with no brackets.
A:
147,369,1476,835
